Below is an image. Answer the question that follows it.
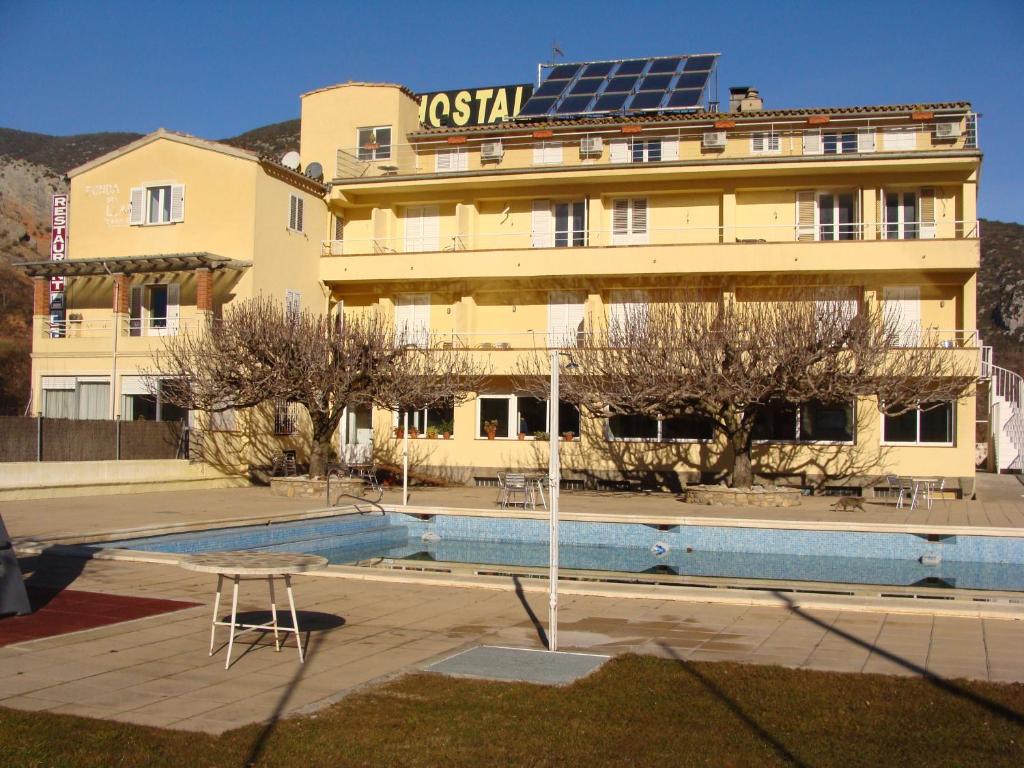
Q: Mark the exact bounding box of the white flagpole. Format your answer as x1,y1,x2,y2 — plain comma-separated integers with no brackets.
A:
548,350,560,652
402,411,409,507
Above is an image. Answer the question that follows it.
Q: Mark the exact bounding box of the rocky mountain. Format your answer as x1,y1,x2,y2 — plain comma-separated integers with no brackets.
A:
0,122,1020,415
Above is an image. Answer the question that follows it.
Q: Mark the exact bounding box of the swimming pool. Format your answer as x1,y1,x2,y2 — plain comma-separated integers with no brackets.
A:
105,511,1024,594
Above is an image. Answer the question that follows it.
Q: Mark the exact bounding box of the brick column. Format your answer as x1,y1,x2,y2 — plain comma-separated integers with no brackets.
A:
113,273,130,314
196,268,214,313
33,277,49,316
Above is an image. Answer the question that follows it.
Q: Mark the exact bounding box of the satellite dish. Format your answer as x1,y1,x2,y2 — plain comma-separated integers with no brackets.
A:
281,151,300,170
304,162,323,181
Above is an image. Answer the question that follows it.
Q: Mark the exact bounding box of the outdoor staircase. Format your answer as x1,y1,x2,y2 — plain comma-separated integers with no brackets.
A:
982,345,1024,472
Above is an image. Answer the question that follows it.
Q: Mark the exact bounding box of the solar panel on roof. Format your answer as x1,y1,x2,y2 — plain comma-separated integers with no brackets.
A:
514,53,717,119
582,61,614,77
615,59,647,75
517,96,558,117
570,78,603,95
627,91,668,111
594,92,630,111
684,55,715,72
649,57,681,74
534,79,570,98
548,64,581,79
638,73,673,91
666,89,702,108
555,95,596,114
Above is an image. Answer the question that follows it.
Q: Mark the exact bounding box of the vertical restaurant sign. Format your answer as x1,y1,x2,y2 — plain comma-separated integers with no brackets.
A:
417,84,533,128
49,194,68,336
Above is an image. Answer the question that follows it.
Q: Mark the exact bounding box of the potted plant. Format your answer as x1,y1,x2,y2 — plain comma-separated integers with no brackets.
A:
439,419,453,439
562,431,575,442
518,431,526,440
426,426,438,439
484,420,499,440
409,426,420,439
534,431,549,441
394,426,404,439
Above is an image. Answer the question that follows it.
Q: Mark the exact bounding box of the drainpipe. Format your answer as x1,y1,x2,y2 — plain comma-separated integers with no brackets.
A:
102,262,120,420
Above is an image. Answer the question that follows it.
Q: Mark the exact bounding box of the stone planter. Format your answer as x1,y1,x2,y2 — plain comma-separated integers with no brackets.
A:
269,475,365,499
684,484,803,508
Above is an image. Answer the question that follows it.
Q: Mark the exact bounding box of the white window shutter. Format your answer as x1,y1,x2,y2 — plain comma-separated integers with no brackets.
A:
532,200,553,248
661,139,679,161
170,184,185,223
167,283,180,334
288,196,297,230
333,214,344,241
456,149,469,171
394,297,413,345
129,187,144,225
795,191,816,241
533,144,546,165
857,127,876,153
609,140,628,163
612,199,630,245
883,286,921,346
919,187,937,239
435,150,453,172
751,133,765,153
802,130,823,155
295,197,304,232
631,198,648,244
422,205,440,251
413,294,430,346
547,291,584,347
545,142,563,164
404,207,423,252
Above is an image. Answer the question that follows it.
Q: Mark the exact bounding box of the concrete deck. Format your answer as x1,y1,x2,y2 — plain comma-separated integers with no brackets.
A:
3,480,1023,733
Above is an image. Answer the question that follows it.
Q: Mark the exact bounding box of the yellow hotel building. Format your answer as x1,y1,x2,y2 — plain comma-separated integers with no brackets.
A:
21,58,986,497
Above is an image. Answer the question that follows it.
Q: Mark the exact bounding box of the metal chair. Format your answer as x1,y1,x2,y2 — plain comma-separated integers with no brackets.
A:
495,471,507,505
885,474,906,507
501,473,532,509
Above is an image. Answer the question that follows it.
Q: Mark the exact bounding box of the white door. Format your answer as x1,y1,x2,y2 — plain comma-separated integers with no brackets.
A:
883,286,921,346
339,406,373,464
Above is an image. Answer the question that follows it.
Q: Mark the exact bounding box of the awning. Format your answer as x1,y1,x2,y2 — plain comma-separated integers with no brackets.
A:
15,252,251,278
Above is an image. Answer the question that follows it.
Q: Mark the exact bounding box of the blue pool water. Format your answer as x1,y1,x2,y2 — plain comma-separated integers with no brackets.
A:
105,512,1024,593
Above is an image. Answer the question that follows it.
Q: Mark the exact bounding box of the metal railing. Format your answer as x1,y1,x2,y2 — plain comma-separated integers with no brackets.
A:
333,116,981,181
989,362,1024,472
321,220,980,257
42,316,206,339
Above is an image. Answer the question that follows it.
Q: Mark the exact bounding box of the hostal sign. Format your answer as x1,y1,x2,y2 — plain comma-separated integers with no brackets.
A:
418,84,533,128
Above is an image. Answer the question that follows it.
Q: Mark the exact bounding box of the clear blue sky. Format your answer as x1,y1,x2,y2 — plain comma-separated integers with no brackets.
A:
1,0,1022,222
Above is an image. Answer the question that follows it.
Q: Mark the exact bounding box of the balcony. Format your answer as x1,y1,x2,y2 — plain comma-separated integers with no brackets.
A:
333,116,981,182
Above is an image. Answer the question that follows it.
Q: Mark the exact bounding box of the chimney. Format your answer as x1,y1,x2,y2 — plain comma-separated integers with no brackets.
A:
729,86,763,113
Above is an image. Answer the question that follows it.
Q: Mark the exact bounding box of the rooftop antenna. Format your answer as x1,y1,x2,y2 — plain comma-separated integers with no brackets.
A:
539,42,566,86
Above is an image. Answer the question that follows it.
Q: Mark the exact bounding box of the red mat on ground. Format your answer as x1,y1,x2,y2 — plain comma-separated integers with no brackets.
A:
0,587,199,646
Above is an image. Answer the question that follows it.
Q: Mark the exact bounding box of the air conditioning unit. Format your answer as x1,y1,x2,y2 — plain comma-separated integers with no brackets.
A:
580,136,603,156
480,141,504,161
933,122,961,140
702,131,727,149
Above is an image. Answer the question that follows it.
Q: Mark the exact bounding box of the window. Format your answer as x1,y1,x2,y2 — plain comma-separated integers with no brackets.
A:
882,127,917,151
823,131,857,154
477,394,580,438
285,289,301,324
40,376,110,420
435,148,468,172
817,192,858,240
883,402,954,445
532,199,587,248
120,377,186,422
333,214,344,242
129,184,184,226
884,191,919,240
288,195,304,232
395,293,430,347
608,408,713,442
548,291,585,348
404,205,440,252
751,131,781,154
609,138,679,163
129,283,180,336
396,401,455,436
754,400,854,442
357,126,391,161
611,198,648,245
533,141,563,165
274,400,297,435
607,290,649,340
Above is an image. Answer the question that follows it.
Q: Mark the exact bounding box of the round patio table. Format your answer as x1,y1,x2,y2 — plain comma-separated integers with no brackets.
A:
180,551,328,669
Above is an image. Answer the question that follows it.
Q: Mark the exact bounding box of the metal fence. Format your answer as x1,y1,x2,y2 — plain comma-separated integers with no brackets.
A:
0,417,186,462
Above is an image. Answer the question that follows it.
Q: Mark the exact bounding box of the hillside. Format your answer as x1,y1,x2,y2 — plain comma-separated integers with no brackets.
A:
0,123,1021,415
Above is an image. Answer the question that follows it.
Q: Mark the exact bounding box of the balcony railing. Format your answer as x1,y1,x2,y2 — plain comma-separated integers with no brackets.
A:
322,220,980,257
42,316,206,339
333,117,980,181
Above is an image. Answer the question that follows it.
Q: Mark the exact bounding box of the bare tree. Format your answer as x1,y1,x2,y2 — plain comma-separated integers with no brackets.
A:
518,293,977,488
154,296,486,477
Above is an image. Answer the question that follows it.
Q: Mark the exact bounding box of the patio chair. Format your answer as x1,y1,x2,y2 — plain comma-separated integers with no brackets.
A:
885,474,907,507
899,476,918,509
495,471,506,505
501,473,533,509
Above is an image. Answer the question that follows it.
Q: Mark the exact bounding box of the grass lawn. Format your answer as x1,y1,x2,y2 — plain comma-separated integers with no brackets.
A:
2,655,1022,767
